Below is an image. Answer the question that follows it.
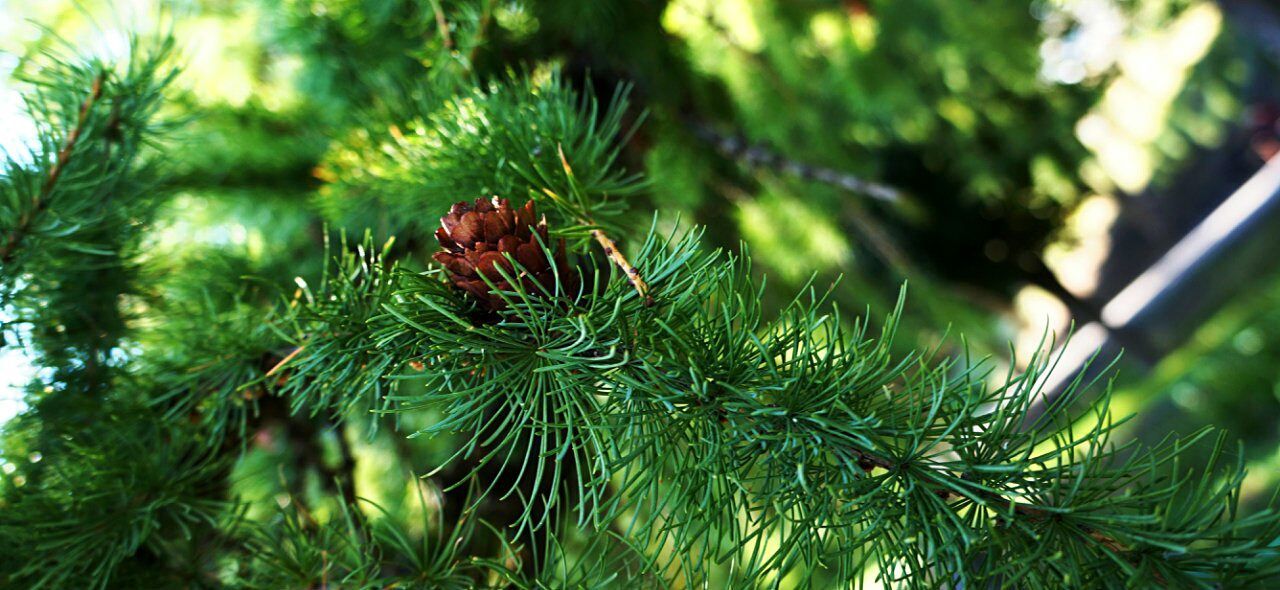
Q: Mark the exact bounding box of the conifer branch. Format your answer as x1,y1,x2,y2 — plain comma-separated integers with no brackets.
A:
688,120,904,204
466,0,493,66
10,15,1278,587
831,368,1137,559
850,445,1131,553
0,71,106,264
846,438,1152,583
429,0,454,51
331,423,360,510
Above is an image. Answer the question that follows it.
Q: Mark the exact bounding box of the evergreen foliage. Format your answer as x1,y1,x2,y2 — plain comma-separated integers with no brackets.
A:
2,2,1279,589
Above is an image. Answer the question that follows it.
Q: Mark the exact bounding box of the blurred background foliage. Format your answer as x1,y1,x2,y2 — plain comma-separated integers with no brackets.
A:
4,0,1280,582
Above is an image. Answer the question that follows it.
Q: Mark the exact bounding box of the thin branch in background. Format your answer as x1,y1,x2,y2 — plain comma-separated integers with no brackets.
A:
690,7,806,108
687,121,904,204
840,199,915,275
698,121,1137,373
0,70,107,264
466,0,493,66
429,0,454,50
331,423,360,509
251,352,362,515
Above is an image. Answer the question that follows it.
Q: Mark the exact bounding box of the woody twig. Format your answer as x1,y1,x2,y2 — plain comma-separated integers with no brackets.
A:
0,71,107,264
550,146,654,306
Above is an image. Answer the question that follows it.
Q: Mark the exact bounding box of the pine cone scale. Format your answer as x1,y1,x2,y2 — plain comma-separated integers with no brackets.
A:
484,212,512,241
516,243,545,271
497,235,520,254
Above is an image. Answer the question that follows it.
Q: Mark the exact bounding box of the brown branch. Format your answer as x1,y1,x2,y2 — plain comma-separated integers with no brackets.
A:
688,120,904,204
430,0,454,50
466,0,493,66
840,199,917,276
327,422,362,525
590,227,654,306
0,71,107,264
265,344,305,378
549,146,654,306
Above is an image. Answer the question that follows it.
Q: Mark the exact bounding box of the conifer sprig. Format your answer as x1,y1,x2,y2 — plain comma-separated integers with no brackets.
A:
0,71,105,264
0,35,176,392
269,214,1279,587
0,402,229,590
317,72,644,242
0,37,174,286
282,59,1280,583
3,5,1280,589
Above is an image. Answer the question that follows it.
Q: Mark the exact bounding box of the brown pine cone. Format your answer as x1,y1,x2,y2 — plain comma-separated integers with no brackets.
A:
433,197,572,312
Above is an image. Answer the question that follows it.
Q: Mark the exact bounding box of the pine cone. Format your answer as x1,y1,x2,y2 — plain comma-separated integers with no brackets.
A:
434,197,571,312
